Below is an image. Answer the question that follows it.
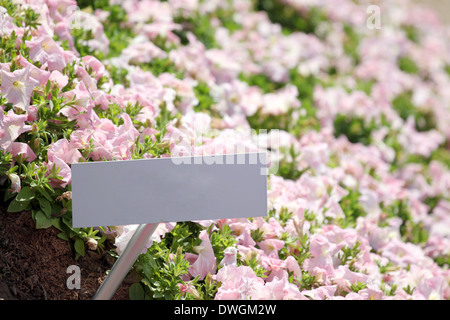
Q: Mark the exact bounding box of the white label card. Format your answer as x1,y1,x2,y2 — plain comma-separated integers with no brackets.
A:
71,153,268,228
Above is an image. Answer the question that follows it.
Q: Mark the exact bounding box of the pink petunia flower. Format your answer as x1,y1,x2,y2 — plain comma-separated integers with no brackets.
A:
16,56,51,86
0,109,32,150
7,173,21,193
47,139,83,164
49,70,69,89
188,230,217,280
302,285,337,300
257,238,285,259
213,265,265,300
1,65,39,112
219,247,238,267
26,36,67,71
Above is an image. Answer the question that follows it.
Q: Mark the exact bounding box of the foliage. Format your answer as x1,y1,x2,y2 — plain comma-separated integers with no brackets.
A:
333,114,376,146
1,0,449,301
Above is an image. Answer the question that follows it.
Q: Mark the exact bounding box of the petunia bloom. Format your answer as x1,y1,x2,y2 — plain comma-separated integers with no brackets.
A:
188,230,217,280
1,66,39,112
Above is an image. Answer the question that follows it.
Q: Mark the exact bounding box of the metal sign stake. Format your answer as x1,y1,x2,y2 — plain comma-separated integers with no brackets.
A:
93,223,159,300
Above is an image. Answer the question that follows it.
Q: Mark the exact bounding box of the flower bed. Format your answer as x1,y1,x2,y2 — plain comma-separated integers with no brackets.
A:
0,0,449,300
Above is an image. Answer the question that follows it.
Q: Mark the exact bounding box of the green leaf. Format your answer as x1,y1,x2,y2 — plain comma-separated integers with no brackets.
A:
37,196,52,218
35,210,53,229
7,198,30,212
3,190,17,202
52,217,63,231
16,186,35,202
74,238,85,257
142,257,155,280
129,282,147,300
36,186,52,201
153,292,164,299
51,202,63,216
57,232,70,241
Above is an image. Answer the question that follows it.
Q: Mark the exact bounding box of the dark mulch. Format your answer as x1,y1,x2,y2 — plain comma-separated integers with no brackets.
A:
0,206,132,300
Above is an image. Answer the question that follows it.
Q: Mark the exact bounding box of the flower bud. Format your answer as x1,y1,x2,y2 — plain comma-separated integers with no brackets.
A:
86,237,98,250
7,173,21,193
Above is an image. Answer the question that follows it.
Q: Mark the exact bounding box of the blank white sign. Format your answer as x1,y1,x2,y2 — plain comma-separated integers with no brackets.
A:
71,153,268,228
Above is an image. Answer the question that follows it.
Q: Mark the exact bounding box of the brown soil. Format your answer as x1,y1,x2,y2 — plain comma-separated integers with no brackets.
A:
0,206,132,300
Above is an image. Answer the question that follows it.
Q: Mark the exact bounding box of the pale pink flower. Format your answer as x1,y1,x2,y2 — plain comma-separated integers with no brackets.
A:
60,81,94,121
54,21,75,52
302,285,337,300
46,0,77,22
49,70,69,89
114,224,152,255
75,64,97,91
228,220,256,247
16,56,50,86
139,21,182,45
258,238,285,259
47,155,71,188
6,141,36,164
114,223,174,255
252,217,284,239
169,33,214,84
0,6,15,37
69,10,110,54
213,80,263,117
7,173,21,193
214,265,264,300
261,85,300,116
153,222,176,243
304,234,337,273
27,36,67,71
1,66,39,111
413,276,448,300
82,56,106,80
163,123,195,157
331,265,370,294
177,282,200,299
284,256,302,279
397,117,445,158
356,216,402,251
429,200,450,237
262,256,286,281
0,109,32,150
205,49,241,84
78,114,139,161
122,38,167,65
358,286,384,300
330,292,366,300
424,235,450,261
236,244,264,265
219,247,237,267
91,89,111,110
257,271,307,300
300,143,330,172
139,127,158,144
381,239,431,268
188,230,217,280
47,139,83,164
321,224,359,251
123,0,173,24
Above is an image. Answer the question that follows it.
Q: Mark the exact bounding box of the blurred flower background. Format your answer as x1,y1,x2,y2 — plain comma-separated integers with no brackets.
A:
0,0,449,300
